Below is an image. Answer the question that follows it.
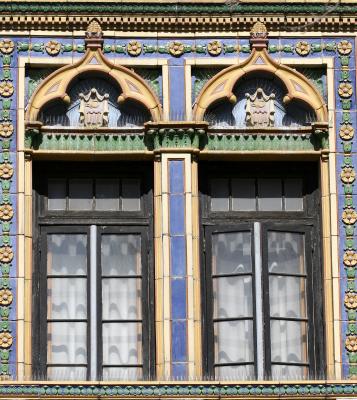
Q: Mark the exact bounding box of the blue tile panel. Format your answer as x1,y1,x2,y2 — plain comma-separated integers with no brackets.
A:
168,160,188,379
169,63,186,121
170,236,187,277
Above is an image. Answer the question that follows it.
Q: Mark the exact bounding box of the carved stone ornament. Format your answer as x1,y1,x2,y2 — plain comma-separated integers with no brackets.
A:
79,88,109,128
250,21,268,40
86,19,103,40
245,88,275,128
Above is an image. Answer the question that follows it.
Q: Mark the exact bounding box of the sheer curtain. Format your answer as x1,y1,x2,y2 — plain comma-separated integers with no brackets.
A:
268,231,308,380
101,234,142,380
47,234,88,380
212,231,254,380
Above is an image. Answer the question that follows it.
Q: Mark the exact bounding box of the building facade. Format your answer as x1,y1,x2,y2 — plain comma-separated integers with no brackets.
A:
0,1,356,397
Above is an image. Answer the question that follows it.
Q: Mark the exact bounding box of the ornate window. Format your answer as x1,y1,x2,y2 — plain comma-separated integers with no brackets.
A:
200,162,324,380
32,162,155,381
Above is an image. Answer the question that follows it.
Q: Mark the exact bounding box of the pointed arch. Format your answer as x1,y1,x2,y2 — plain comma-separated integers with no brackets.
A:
26,46,162,124
193,48,327,123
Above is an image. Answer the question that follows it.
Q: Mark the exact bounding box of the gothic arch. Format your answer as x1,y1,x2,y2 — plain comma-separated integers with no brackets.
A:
193,39,327,124
26,23,162,125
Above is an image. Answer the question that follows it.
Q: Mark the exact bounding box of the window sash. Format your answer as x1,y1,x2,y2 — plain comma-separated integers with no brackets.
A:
204,222,316,380
36,225,150,381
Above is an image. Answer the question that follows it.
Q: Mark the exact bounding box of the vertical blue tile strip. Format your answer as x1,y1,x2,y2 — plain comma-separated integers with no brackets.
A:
168,159,188,379
169,62,186,121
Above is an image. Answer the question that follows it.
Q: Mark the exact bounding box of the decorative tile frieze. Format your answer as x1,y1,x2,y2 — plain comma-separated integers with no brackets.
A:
0,382,354,397
0,44,15,378
15,39,340,58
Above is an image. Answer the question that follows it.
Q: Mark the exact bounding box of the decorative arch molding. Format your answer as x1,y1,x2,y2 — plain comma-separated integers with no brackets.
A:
193,23,328,124
25,21,162,127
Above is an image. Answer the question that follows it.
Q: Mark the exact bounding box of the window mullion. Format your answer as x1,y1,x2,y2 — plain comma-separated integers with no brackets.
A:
253,222,264,380
90,224,97,380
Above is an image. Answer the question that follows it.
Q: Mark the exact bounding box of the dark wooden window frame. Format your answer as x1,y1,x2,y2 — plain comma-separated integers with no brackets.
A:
199,161,325,380
32,162,155,381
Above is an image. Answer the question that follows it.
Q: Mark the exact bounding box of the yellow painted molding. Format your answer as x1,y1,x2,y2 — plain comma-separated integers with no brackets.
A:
193,48,328,122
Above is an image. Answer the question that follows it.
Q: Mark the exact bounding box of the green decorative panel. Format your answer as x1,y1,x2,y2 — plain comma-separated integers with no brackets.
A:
295,67,327,102
26,67,58,105
26,131,148,152
134,67,162,102
192,67,223,103
205,131,325,152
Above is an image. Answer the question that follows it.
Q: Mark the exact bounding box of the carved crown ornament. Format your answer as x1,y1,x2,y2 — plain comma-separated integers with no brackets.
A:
193,21,328,134
25,19,162,134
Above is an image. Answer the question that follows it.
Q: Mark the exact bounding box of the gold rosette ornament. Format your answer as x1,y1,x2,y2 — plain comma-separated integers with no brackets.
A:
344,250,357,267
0,205,13,221
0,122,13,138
169,41,184,57
340,124,355,141
341,167,356,184
346,335,357,352
127,40,142,56
45,40,61,56
342,209,357,225
0,82,14,98
295,41,310,56
338,40,353,56
207,40,222,56
0,163,13,180
0,246,13,263
339,82,353,98
344,292,357,309
0,289,12,306
0,39,14,55
0,332,12,349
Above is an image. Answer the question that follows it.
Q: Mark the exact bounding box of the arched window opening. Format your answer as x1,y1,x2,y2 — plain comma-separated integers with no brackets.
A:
204,73,317,129
38,74,151,129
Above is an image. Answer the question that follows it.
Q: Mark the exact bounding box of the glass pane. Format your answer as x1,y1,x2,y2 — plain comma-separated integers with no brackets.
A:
232,179,256,211
271,364,308,380
214,320,254,364
47,322,87,364
269,276,307,318
215,365,255,380
47,234,87,275
69,179,93,210
47,366,87,381
122,179,141,211
268,231,305,274
101,234,141,276
270,320,308,364
48,179,66,210
102,322,142,365
258,179,282,211
284,178,303,211
212,232,252,274
102,367,142,381
47,278,87,320
95,179,119,211
211,179,229,211
102,278,141,320
213,276,253,319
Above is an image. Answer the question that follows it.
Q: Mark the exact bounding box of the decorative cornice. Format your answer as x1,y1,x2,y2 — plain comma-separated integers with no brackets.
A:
0,3,357,32
206,126,328,152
